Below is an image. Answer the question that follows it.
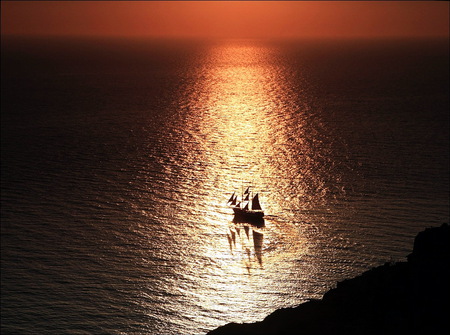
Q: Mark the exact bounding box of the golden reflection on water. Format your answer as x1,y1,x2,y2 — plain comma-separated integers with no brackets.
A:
145,40,353,331
170,41,318,324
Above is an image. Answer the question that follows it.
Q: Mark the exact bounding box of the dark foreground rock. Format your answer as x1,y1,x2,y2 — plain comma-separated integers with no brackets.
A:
208,223,449,335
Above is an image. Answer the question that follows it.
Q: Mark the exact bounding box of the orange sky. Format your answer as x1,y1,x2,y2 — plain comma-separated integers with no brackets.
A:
1,1,449,39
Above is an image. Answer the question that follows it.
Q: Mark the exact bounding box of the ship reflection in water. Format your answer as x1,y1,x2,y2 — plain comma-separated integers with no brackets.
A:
227,223,265,271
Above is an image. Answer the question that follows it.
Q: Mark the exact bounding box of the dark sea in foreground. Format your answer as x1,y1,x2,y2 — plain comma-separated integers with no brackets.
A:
1,36,449,334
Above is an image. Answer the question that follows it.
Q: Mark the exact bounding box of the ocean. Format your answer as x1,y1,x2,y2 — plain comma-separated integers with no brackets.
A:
1,36,448,334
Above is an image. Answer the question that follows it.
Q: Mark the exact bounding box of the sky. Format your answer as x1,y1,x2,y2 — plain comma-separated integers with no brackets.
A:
1,1,449,39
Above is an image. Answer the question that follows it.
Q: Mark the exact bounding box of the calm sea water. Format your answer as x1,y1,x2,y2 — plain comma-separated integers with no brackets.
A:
1,37,448,334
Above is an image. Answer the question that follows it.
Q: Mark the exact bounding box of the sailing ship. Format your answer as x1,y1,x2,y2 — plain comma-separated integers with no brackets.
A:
227,186,264,222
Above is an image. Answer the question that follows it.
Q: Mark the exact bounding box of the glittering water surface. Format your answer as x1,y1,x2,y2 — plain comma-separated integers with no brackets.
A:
1,38,449,334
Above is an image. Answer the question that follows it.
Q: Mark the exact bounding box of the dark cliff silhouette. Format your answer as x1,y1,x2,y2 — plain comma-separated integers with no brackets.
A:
208,223,449,335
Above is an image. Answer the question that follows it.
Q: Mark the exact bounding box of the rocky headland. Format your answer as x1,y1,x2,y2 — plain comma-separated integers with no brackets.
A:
208,223,449,335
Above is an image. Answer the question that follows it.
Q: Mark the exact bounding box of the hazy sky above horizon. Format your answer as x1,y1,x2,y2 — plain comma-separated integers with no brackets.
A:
1,1,449,39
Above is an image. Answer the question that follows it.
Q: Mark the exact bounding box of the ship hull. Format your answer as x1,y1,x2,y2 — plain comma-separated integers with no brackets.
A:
233,207,264,219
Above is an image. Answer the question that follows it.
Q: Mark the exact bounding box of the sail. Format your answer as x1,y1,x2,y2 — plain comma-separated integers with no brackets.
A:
244,187,250,195
251,193,262,210
231,195,237,206
227,192,236,204
243,202,249,210
244,193,250,201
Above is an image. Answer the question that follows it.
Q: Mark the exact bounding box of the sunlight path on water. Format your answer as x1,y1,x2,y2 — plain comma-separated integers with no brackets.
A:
163,41,324,329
